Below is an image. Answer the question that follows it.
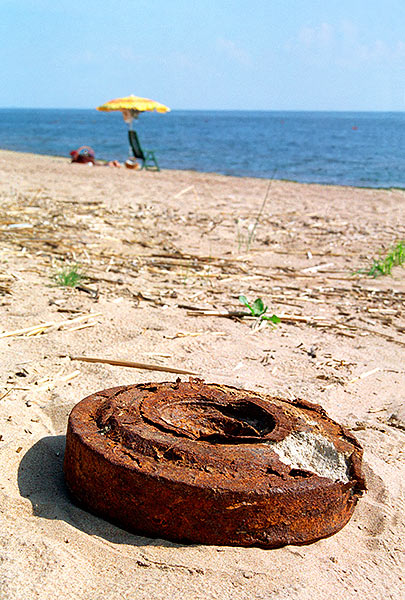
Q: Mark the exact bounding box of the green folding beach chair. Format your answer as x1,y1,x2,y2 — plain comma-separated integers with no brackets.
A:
128,130,160,171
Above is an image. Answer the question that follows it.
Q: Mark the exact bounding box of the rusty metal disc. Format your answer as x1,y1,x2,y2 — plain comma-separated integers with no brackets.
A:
64,379,366,548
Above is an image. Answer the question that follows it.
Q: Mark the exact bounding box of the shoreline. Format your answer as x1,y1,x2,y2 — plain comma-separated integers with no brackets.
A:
0,150,404,599
1,147,404,191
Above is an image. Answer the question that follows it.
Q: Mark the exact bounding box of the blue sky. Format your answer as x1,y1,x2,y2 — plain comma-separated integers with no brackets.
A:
1,0,404,110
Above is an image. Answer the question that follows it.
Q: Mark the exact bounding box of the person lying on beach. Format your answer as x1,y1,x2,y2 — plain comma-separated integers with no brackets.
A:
70,147,95,165
69,147,138,169
124,158,139,169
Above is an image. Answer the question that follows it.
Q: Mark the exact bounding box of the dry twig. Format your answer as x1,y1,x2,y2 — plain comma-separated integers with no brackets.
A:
70,356,198,376
0,313,102,338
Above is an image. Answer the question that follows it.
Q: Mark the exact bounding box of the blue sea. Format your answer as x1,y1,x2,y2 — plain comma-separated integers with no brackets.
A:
0,109,404,188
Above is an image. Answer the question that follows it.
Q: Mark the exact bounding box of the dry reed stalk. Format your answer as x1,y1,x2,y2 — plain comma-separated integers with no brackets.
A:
33,369,81,392
0,312,102,338
348,367,381,384
0,320,57,338
65,322,98,332
187,309,252,318
186,308,334,327
1,370,81,397
70,356,198,376
301,262,335,273
0,389,15,401
173,185,195,199
58,370,81,383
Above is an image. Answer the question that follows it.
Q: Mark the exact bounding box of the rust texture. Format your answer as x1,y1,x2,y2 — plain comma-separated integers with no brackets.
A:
64,379,366,548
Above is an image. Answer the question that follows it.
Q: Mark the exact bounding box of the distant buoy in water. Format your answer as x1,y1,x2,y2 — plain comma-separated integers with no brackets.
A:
352,126,358,130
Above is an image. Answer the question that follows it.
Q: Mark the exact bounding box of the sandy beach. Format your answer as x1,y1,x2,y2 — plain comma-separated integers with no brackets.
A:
0,149,404,599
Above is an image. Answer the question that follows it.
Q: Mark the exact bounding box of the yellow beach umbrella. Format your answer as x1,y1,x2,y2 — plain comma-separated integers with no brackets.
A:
97,95,170,127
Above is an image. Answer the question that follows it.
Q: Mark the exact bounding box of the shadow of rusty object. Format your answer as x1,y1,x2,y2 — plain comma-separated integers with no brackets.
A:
64,378,366,548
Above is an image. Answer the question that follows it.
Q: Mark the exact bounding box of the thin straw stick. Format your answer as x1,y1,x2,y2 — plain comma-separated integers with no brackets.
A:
302,262,334,274
70,356,198,376
0,312,102,338
173,185,195,199
246,172,276,249
348,367,381,384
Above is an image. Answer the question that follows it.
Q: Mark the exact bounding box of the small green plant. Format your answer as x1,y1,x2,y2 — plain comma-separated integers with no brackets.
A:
239,295,280,324
366,240,405,277
53,264,85,288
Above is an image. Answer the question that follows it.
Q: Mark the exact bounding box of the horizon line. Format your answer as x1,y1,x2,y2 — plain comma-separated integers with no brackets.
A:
0,106,404,113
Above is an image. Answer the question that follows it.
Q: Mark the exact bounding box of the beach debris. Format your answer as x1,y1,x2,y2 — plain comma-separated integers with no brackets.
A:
29,369,81,392
64,379,366,548
0,273,14,294
187,306,330,325
0,388,15,401
387,404,405,431
347,367,381,385
0,312,102,338
322,365,405,391
301,262,334,274
75,284,99,298
70,355,197,376
1,180,403,350
2,223,33,230
173,185,196,199
164,330,226,339
1,368,81,398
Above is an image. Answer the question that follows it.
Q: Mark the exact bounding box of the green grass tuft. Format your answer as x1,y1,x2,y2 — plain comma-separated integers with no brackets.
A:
53,264,85,288
366,240,405,277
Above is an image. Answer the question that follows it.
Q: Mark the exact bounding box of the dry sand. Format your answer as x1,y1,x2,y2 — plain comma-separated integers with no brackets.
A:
0,149,404,599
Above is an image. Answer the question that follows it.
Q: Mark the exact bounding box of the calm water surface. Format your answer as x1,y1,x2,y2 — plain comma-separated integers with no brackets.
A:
0,109,404,188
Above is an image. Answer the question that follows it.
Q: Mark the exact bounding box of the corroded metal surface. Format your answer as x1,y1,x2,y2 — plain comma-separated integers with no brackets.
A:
64,379,366,548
